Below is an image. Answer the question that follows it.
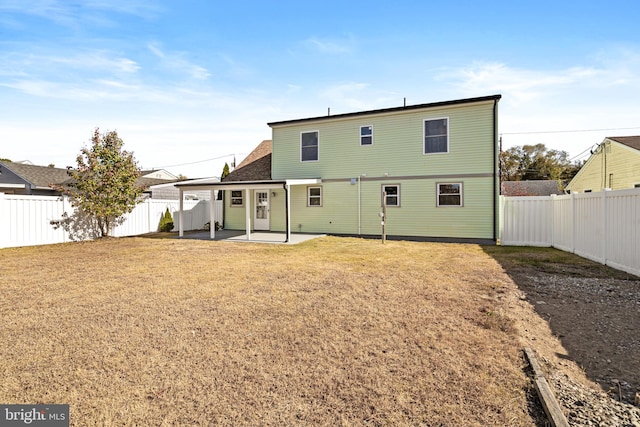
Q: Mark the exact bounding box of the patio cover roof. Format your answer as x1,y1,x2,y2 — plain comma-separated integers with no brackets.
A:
174,179,320,191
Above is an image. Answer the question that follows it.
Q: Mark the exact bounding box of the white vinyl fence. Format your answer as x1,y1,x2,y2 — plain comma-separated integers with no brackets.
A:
500,188,640,277
0,193,223,249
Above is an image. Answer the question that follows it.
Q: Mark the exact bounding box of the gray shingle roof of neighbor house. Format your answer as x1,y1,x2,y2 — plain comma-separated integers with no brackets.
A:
608,136,640,151
223,140,272,182
501,180,563,196
0,161,70,189
137,177,177,187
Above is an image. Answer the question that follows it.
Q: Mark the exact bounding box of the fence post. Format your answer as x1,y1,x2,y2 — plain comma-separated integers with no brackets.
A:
550,195,556,247
61,196,69,243
0,192,5,249
498,195,503,245
570,192,576,254
146,199,152,233
602,189,610,265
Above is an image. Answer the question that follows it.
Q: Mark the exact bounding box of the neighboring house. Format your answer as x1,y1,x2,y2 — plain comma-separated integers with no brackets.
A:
140,169,178,181
501,180,563,196
148,177,219,200
177,95,501,242
0,161,69,195
0,160,185,198
566,136,640,193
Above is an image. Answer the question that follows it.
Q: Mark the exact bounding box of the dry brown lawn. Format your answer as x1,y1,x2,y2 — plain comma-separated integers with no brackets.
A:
0,236,538,426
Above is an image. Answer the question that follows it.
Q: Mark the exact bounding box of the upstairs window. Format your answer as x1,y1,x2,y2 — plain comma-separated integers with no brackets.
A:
307,186,322,206
301,131,319,162
382,184,400,207
437,183,462,207
424,117,449,154
230,190,244,206
360,125,373,145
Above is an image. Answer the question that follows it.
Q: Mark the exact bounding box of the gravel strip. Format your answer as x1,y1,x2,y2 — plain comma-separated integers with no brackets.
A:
547,368,640,427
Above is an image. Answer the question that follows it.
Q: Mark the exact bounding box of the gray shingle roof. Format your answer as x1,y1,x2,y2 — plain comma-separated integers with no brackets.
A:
223,140,272,182
608,136,640,151
0,161,70,188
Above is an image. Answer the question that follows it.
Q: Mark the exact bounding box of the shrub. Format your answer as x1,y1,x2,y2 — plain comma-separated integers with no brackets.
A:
159,208,174,232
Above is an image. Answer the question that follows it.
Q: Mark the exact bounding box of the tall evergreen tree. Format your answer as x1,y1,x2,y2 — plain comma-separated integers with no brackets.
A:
217,162,230,200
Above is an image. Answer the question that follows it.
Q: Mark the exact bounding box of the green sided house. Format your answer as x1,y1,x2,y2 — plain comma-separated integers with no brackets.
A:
176,94,501,243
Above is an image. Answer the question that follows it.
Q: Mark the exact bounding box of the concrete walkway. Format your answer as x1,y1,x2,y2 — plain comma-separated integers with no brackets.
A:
177,229,325,244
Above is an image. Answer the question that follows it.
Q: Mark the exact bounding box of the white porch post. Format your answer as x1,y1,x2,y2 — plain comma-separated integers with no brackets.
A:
245,188,251,240
179,188,184,237
209,189,216,239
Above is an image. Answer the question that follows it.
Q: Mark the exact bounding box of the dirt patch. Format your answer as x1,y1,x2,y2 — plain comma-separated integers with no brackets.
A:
484,246,640,424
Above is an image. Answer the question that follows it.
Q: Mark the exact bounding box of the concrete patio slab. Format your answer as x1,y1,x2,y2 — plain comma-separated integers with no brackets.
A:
176,229,325,244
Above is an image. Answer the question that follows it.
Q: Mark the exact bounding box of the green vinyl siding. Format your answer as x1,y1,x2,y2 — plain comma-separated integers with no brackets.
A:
272,100,496,181
223,189,248,230
567,140,640,192
223,178,496,239
224,188,288,231
278,177,494,239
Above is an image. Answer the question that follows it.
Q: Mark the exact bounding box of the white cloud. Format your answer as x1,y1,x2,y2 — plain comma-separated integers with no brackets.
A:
147,43,165,59
147,43,211,80
318,82,401,112
439,62,606,105
0,0,161,26
430,50,640,158
304,36,355,54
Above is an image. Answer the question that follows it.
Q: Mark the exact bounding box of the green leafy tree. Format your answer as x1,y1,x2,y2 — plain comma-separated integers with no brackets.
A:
56,128,144,238
500,144,582,187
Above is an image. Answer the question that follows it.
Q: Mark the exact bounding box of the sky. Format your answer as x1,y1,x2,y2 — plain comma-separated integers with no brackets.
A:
1,0,640,178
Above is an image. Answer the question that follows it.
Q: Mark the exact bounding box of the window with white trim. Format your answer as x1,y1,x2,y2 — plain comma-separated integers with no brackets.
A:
230,190,244,206
360,125,373,145
437,183,462,206
301,131,319,162
382,184,400,207
424,117,449,154
307,186,322,206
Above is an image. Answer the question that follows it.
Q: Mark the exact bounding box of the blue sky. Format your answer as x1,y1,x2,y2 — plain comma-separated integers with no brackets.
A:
2,0,640,178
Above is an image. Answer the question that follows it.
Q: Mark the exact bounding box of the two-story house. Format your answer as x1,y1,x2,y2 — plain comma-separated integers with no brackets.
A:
566,136,640,193
176,94,501,243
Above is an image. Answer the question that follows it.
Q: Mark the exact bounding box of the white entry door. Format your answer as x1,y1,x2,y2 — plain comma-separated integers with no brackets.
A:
254,191,269,230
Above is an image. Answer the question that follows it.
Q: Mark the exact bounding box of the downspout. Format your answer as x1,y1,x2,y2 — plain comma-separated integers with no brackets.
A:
283,183,289,243
493,98,498,242
358,175,361,235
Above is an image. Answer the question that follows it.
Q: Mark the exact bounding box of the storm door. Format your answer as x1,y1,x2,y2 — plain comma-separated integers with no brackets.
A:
254,191,269,230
